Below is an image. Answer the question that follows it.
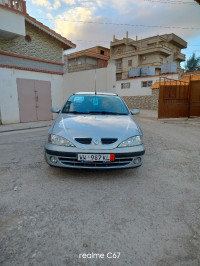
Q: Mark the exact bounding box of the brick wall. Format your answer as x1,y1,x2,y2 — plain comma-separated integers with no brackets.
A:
0,22,63,63
123,89,159,110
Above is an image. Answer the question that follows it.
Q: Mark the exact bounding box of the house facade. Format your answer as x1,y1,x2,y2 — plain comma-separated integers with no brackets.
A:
110,32,187,80
66,46,110,73
0,0,75,124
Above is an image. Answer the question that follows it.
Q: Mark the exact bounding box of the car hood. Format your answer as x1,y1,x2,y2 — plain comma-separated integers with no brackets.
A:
51,114,141,141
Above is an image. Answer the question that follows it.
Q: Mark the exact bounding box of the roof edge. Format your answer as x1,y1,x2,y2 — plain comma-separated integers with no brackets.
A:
25,15,76,50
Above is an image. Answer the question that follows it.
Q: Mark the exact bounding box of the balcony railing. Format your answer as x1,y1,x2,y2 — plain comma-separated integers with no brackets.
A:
111,43,172,59
68,64,99,73
0,0,26,15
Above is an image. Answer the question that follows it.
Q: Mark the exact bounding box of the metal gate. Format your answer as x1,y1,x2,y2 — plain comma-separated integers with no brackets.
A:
190,80,200,117
158,76,200,118
17,78,52,123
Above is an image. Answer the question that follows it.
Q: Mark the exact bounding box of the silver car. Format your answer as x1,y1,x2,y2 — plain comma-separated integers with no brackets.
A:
45,92,145,169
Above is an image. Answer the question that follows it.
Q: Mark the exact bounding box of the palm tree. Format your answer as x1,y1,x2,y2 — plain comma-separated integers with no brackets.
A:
185,53,200,72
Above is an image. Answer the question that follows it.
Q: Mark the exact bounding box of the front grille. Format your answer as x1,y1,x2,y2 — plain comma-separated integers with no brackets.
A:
75,138,92,144
74,138,118,145
58,153,133,168
46,149,145,169
101,138,118,144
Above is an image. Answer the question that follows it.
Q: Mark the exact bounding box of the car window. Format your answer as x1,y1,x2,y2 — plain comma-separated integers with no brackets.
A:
62,95,129,115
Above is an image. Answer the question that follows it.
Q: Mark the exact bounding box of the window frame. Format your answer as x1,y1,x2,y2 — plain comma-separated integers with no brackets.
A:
121,82,131,89
141,80,153,87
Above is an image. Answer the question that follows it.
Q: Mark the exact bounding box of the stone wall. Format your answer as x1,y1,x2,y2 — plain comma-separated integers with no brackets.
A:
0,21,63,63
122,89,159,110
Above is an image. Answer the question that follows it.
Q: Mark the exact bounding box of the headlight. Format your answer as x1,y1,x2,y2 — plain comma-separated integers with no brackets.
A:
48,134,75,147
118,135,143,147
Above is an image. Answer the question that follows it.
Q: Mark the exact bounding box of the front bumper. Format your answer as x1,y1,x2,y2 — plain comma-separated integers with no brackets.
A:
45,143,145,169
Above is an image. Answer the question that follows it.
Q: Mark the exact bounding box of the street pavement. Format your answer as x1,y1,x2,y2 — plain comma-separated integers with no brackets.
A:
0,110,200,266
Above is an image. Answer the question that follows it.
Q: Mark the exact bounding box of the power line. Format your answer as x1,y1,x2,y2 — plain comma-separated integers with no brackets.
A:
38,18,200,30
69,39,200,47
144,0,197,5
71,39,109,43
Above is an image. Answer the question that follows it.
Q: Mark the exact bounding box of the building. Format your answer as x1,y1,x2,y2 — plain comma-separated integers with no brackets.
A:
0,0,75,124
110,32,187,80
66,46,110,73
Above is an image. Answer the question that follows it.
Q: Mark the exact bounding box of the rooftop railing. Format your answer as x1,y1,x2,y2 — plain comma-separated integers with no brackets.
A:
0,0,26,15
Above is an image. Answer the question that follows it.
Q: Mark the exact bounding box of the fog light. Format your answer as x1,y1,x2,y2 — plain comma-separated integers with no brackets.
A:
50,156,58,163
133,157,141,164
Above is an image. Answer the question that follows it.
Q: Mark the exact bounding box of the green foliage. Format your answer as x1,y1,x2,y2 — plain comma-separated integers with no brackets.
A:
185,53,200,72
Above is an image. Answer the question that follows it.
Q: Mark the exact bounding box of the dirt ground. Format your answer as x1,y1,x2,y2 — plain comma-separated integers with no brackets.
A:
0,112,200,266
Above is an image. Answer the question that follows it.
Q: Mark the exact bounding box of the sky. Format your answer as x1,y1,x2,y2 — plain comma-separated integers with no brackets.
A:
26,0,200,65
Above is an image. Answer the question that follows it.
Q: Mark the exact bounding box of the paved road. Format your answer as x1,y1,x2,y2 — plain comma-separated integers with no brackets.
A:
0,115,200,266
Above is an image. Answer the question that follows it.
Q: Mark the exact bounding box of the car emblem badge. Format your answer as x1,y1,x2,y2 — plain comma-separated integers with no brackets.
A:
93,138,99,145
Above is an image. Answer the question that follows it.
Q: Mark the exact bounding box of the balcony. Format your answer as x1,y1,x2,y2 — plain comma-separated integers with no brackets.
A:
0,0,26,39
111,44,172,60
68,64,99,73
0,0,26,14
174,52,185,62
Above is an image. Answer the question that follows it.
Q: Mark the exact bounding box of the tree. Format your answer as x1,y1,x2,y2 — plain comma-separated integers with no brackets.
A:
185,52,200,72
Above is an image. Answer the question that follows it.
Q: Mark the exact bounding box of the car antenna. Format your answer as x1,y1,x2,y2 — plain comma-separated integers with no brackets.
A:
95,69,97,95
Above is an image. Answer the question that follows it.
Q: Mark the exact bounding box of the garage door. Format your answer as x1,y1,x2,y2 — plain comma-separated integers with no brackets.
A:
17,78,52,123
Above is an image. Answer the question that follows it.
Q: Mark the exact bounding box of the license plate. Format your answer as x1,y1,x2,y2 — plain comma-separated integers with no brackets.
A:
78,154,114,162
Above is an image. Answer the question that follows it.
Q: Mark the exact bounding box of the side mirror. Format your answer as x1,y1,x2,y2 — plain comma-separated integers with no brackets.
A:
131,109,140,115
51,107,60,113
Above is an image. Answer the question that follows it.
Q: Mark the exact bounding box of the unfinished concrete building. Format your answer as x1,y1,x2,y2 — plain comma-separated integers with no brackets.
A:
110,32,187,80
66,46,110,73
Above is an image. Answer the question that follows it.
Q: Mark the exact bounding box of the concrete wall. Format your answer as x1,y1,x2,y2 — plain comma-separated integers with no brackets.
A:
64,62,116,99
123,55,138,69
0,22,63,63
86,57,97,66
116,73,178,97
0,68,64,124
0,8,25,37
69,57,85,66
0,53,64,73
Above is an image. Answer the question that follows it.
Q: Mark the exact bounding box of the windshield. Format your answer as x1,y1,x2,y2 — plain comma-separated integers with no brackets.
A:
62,94,129,115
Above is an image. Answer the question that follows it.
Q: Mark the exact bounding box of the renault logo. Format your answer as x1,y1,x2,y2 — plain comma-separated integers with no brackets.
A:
93,138,99,145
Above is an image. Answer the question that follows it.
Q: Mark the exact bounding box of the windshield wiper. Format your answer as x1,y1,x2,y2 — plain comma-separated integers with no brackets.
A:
64,111,88,114
88,111,127,115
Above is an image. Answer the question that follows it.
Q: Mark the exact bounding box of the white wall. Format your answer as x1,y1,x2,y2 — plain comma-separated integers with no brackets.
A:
116,73,179,97
0,8,25,37
0,68,64,124
64,62,116,99
0,64,179,124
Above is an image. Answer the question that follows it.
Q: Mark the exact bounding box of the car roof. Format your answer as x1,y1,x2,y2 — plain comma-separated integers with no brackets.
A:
74,92,118,96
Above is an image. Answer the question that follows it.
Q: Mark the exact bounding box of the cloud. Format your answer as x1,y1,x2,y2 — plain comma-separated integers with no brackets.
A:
54,6,95,38
97,0,147,12
29,0,200,59
31,0,75,10
62,0,75,4
47,13,54,19
31,0,50,8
